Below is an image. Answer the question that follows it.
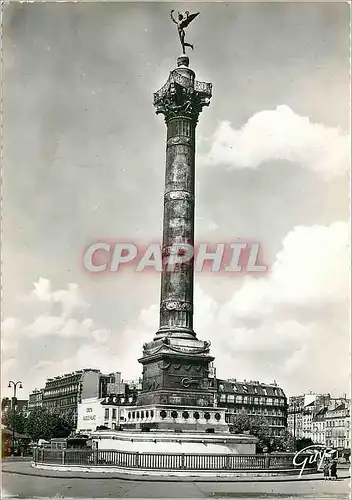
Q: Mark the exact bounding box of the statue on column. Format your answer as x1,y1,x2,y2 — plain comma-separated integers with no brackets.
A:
170,10,200,54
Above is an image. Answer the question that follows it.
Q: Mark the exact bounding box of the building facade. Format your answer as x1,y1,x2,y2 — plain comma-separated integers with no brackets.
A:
41,369,123,423
288,393,350,458
311,406,327,445
287,393,331,441
76,398,118,433
216,379,287,437
325,400,350,455
28,389,44,411
76,383,142,434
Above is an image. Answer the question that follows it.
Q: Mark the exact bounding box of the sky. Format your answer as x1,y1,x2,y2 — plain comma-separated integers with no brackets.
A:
2,1,350,400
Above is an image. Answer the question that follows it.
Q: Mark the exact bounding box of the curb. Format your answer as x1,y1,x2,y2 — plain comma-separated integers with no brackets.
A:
2,466,350,483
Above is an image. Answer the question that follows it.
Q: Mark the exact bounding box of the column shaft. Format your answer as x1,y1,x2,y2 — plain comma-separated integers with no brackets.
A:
156,116,196,338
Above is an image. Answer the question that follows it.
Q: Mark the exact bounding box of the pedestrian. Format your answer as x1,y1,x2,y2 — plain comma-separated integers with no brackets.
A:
330,458,338,480
323,460,330,480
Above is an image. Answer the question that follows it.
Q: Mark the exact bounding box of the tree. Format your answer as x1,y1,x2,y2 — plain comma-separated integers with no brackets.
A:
25,408,52,441
2,411,26,434
296,437,314,451
1,397,11,411
2,397,27,434
271,430,295,452
52,411,75,438
229,412,272,450
24,408,74,442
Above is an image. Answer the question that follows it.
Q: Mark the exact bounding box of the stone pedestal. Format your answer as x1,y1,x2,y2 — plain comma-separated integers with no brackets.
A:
119,404,228,432
138,337,215,407
91,429,257,457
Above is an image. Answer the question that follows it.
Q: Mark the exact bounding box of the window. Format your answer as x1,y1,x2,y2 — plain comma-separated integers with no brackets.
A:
104,408,109,419
146,411,149,418
227,395,235,403
112,409,117,420
236,396,242,404
220,394,226,402
141,411,144,419
151,410,154,418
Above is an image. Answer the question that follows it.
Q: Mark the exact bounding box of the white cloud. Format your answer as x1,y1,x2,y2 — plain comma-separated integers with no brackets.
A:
1,317,22,355
207,106,349,178
31,278,52,302
52,283,88,318
204,221,350,394
221,221,349,322
1,279,114,394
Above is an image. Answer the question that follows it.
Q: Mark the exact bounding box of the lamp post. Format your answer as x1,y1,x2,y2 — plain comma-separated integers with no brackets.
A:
292,400,298,452
8,380,23,456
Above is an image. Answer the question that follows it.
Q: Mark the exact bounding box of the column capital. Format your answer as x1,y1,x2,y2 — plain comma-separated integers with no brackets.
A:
153,62,212,123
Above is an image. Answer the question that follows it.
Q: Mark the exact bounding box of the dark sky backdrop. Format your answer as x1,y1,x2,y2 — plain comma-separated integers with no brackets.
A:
2,1,350,398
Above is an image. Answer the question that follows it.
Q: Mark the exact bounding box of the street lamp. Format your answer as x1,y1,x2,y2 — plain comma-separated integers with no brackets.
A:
8,380,23,456
293,402,296,443
291,400,298,452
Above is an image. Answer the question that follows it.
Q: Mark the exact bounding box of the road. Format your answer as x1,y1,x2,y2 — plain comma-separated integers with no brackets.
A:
2,461,350,499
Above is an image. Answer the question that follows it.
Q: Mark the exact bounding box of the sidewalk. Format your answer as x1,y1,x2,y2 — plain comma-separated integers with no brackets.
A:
2,460,351,483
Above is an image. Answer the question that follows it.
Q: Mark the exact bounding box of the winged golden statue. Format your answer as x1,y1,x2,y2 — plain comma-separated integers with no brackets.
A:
170,10,200,54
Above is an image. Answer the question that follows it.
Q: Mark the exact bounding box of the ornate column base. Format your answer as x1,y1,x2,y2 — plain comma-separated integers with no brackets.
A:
138,336,215,408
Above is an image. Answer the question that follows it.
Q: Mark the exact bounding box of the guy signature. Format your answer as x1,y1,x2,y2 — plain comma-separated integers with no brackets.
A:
293,444,338,478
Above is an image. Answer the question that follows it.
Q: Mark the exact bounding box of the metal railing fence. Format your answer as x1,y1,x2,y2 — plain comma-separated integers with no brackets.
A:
33,448,315,471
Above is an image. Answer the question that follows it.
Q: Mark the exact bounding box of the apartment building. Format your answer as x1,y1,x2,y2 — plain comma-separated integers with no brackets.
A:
28,389,44,411
287,393,331,440
41,369,123,423
288,393,350,458
216,379,287,437
311,406,327,444
325,400,350,453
